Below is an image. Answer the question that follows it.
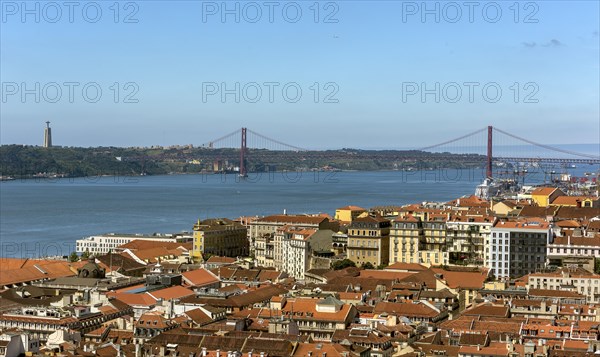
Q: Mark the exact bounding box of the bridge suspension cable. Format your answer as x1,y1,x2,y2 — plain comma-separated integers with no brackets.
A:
418,127,487,151
493,127,600,159
246,129,307,151
201,129,240,148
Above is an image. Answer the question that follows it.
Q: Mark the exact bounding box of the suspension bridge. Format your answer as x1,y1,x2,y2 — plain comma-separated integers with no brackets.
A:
196,126,600,177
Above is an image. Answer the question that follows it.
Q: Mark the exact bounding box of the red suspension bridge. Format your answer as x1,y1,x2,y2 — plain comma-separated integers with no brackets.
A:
199,126,600,177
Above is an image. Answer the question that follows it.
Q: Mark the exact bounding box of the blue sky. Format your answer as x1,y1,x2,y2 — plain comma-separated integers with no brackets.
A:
1,0,599,150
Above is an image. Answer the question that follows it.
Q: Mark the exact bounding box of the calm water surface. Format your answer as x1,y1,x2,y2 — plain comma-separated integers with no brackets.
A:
0,167,595,257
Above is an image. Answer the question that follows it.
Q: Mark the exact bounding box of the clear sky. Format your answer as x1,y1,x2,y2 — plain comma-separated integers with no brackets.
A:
1,0,599,149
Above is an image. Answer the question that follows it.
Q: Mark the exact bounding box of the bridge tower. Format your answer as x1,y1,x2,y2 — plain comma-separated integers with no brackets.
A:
240,127,247,177
487,125,493,178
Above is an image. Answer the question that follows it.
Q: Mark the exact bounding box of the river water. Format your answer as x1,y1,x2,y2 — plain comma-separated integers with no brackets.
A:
0,167,597,258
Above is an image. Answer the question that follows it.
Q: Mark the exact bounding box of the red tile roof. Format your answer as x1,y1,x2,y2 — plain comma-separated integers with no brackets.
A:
148,286,194,301
182,268,220,287
373,301,441,318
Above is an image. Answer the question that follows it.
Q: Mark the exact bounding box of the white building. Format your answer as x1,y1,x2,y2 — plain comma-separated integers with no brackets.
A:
527,267,600,303
75,232,192,254
280,228,316,280
487,219,551,279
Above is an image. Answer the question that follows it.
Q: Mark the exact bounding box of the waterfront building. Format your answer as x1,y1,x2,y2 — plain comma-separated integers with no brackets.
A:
191,218,248,261
75,233,192,255
347,213,391,267
488,218,551,279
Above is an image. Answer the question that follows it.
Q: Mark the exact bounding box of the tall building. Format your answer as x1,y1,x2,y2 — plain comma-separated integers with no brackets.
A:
347,213,391,267
488,218,551,279
389,215,423,264
446,215,494,266
420,215,449,266
43,121,52,148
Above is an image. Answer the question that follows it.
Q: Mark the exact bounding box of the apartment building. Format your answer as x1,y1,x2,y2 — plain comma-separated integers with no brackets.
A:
347,213,391,267
420,215,449,266
250,215,338,267
488,218,551,279
191,218,248,261
389,215,423,264
527,267,600,303
446,216,494,266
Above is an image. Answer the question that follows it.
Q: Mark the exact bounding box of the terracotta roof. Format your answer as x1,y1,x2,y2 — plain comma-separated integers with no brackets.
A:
532,187,560,196
458,344,508,356
135,311,174,329
588,220,600,230
373,301,441,318
552,196,597,206
399,269,438,289
113,292,157,307
358,270,413,280
519,206,559,217
337,205,366,211
440,316,523,337
462,303,509,318
206,256,236,264
183,308,213,326
386,262,427,271
182,268,220,287
256,215,328,224
0,260,77,286
95,253,145,274
552,235,600,247
458,332,489,346
393,214,420,223
431,268,489,290
181,284,287,309
415,343,460,356
493,218,550,230
352,214,389,224
528,289,587,299
282,298,354,322
556,219,582,228
148,286,194,301
555,206,600,220
293,342,354,357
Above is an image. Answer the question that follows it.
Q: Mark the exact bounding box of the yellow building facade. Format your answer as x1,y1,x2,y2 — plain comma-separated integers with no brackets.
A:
334,206,367,222
389,215,423,264
347,214,391,267
192,218,248,261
